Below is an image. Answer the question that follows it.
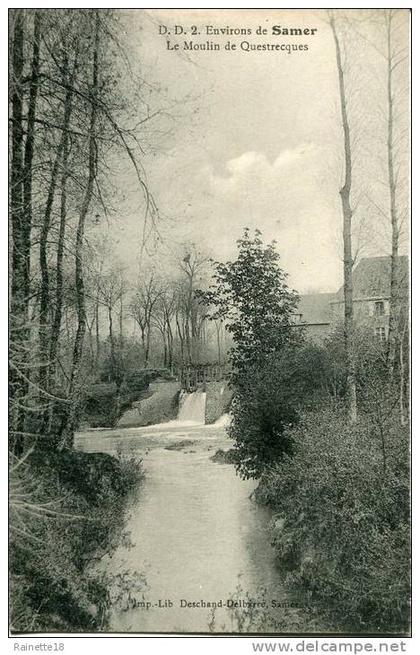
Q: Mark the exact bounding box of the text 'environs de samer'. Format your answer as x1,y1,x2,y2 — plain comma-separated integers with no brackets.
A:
159,25,318,37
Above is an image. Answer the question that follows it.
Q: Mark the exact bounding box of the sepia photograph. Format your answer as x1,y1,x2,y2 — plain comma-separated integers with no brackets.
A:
8,7,411,638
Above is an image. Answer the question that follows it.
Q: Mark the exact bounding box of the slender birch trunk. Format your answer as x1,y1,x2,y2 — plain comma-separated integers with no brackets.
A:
330,11,357,424
95,296,100,365
119,293,124,352
384,10,401,377
399,316,408,426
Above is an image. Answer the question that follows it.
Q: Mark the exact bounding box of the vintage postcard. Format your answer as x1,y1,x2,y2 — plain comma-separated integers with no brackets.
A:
8,7,410,640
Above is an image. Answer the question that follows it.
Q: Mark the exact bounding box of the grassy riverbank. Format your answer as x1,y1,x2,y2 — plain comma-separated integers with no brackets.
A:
254,407,410,634
10,447,144,632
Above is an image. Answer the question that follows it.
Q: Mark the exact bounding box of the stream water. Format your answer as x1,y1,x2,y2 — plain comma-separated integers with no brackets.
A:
75,394,293,633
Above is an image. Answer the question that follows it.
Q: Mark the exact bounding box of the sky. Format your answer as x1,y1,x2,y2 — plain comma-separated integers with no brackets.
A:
103,8,410,294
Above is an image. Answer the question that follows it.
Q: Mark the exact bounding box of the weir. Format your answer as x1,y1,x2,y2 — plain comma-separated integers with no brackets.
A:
177,390,206,425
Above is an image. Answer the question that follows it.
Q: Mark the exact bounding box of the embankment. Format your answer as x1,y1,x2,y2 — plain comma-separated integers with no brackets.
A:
204,381,233,424
254,408,410,633
9,446,144,632
83,370,177,429
117,381,180,427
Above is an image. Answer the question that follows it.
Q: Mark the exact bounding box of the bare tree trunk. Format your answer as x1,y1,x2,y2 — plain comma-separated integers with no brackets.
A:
10,10,26,451
39,142,63,394
145,320,151,367
185,274,194,364
10,11,25,320
166,313,174,371
48,52,78,393
185,316,192,365
385,10,400,377
95,298,100,364
63,13,99,447
216,321,222,365
22,12,41,306
119,293,123,351
108,304,116,370
330,11,357,424
175,312,185,365
87,317,95,365
161,330,168,368
17,12,41,444
399,316,408,426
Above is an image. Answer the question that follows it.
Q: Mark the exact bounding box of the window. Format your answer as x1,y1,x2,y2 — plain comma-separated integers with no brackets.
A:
374,301,385,316
291,313,303,325
375,326,386,341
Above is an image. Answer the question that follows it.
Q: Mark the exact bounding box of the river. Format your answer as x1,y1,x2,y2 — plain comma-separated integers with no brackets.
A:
75,408,295,633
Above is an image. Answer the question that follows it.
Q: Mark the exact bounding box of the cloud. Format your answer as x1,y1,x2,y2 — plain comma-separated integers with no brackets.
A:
186,144,342,291
112,143,343,294
208,145,316,194
202,144,327,231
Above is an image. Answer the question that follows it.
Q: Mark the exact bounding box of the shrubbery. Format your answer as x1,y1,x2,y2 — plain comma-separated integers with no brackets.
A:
200,229,410,633
199,230,310,478
228,344,332,478
10,448,144,632
255,408,410,633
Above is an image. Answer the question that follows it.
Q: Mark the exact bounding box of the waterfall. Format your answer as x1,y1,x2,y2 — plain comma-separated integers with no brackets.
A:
177,390,206,425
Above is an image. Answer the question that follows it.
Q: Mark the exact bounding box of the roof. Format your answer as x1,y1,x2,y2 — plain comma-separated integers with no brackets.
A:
335,255,409,302
295,293,336,325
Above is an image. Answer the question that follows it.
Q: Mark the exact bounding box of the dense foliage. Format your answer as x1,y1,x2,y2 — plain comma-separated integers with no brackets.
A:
198,229,299,370
8,11,154,631
200,228,410,632
10,448,143,632
198,229,305,477
227,344,331,478
255,408,410,633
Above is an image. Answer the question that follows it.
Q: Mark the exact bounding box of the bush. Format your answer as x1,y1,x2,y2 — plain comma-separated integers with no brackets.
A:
83,382,120,427
228,344,332,479
323,323,403,404
255,408,410,633
9,448,144,632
